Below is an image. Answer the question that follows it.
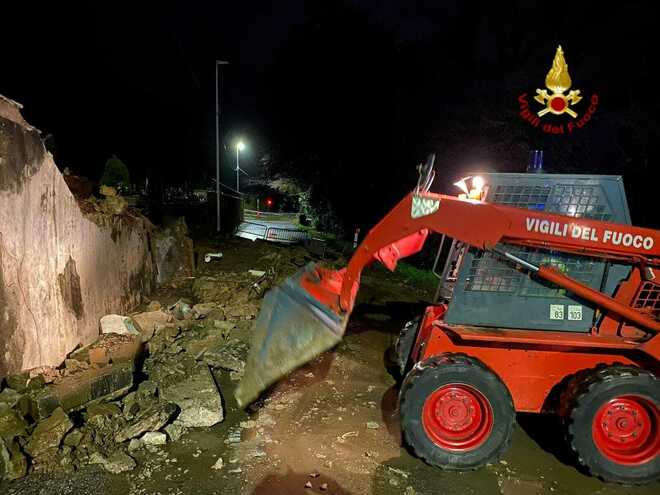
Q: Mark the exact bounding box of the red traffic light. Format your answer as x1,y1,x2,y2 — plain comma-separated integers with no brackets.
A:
265,198,273,207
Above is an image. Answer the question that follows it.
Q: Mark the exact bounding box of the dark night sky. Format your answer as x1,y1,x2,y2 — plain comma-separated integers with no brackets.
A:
3,1,660,229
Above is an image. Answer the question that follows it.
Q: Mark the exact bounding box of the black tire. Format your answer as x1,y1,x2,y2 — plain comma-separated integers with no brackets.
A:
395,317,421,376
562,365,660,485
400,353,515,470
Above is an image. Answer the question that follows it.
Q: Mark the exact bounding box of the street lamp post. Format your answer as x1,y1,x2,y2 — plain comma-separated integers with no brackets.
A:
215,60,229,232
235,140,245,192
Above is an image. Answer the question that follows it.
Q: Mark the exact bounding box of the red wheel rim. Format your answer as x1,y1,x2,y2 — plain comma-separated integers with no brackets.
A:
592,395,660,465
422,384,494,451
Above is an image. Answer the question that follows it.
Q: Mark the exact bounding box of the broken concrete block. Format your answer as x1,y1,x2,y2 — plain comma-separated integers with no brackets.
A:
201,340,247,373
137,380,158,398
164,420,187,442
128,438,143,452
28,362,134,420
159,365,223,428
100,314,140,336
25,407,73,457
63,428,83,447
89,450,136,473
70,333,142,366
5,372,30,392
1,437,27,480
0,407,28,441
132,310,173,341
64,358,89,373
0,389,28,413
114,401,177,443
89,347,110,366
141,431,166,446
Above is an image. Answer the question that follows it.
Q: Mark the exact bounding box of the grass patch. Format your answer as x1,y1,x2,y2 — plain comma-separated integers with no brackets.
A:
395,262,438,291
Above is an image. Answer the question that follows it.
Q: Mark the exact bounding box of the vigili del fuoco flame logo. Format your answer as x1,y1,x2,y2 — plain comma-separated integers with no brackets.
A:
518,46,599,134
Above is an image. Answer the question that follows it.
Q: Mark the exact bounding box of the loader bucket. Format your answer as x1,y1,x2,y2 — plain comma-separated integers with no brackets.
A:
235,263,349,408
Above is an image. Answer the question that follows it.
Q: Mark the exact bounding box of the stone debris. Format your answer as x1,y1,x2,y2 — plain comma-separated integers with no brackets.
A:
1,437,27,480
141,431,167,446
147,300,162,311
0,239,313,482
132,310,173,341
159,364,223,428
25,408,73,458
100,314,140,336
366,421,380,429
164,421,187,442
211,457,224,470
114,402,177,443
89,450,136,474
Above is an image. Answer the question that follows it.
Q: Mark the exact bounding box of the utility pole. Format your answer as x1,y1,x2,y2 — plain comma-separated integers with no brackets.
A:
215,60,229,232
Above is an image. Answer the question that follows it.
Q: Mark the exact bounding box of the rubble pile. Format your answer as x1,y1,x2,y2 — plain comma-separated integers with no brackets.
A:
0,246,316,481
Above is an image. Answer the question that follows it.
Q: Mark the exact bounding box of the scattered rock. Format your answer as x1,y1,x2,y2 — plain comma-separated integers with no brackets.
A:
5,372,30,393
137,380,158,398
147,300,162,311
248,270,266,277
128,438,143,452
240,420,257,429
201,340,247,373
305,481,313,489
64,358,89,373
320,483,328,491
164,421,187,442
159,365,223,428
25,407,73,457
211,457,224,470
141,431,167,446
63,428,83,447
100,314,140,336
133,310,173,341
0,389,27,413
89,450,136,473
1,437,27,480
366,421,380,429
115,401,177,443
0,407,28,441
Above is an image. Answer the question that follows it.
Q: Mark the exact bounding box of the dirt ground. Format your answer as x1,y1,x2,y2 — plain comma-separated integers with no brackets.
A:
3,238,659,495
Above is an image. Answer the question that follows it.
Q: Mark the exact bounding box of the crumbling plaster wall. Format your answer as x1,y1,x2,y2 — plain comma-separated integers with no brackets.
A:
0,95,154,377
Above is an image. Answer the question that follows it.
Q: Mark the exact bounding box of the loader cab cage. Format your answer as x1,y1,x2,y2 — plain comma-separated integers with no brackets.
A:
431,173,632,333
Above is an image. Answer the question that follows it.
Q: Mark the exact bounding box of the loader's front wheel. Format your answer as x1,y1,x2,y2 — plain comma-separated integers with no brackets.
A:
400,354,515,470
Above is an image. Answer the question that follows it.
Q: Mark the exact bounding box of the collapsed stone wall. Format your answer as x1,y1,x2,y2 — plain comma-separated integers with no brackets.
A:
0,95,154,377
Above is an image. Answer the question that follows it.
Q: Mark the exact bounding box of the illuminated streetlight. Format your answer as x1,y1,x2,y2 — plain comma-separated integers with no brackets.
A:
235,140,247,192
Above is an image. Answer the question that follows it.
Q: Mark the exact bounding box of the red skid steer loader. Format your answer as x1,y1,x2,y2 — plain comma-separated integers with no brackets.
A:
236,157,659,484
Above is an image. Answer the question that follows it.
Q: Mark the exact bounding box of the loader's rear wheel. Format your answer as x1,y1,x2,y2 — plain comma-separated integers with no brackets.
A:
563,365,660,484
400,354,515,470
395,317,421,376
